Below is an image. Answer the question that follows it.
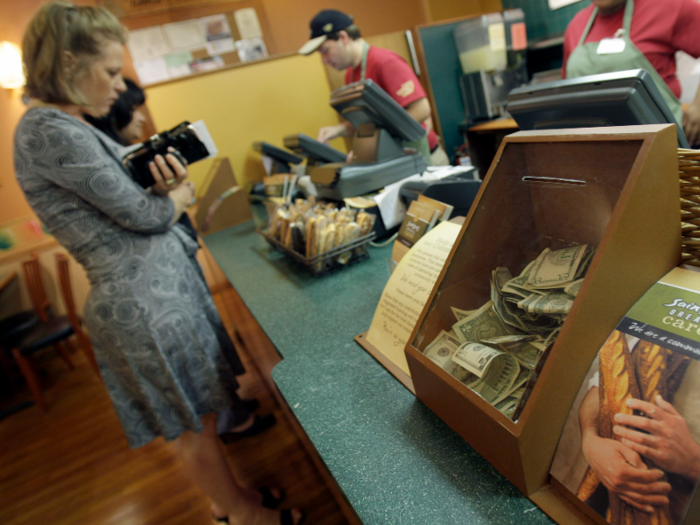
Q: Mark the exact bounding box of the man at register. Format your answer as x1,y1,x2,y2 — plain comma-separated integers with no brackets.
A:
563,0,700,146
298,9,449,166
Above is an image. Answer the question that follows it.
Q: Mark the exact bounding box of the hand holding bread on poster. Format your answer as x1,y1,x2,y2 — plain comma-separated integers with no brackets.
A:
576,331,700,523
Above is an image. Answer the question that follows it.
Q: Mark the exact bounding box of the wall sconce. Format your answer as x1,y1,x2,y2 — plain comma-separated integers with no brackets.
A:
0,41,25,89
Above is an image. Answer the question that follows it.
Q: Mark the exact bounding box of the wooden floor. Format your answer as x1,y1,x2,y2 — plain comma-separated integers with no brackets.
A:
0,284,350,525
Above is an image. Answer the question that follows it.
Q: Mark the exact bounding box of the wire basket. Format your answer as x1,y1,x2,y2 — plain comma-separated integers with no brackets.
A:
679,148,700,266
257,228,376,276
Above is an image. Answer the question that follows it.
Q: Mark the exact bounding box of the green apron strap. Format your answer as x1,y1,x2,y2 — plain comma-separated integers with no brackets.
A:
578,6,599,46
622,0,634,34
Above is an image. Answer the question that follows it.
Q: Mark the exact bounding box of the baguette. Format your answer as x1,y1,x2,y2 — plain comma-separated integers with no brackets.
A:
632,339,668,402
283,221,294,249
600,332,671,525
279,216,290,244
599,331,639,525
291,223,305,254
316,218,328,255
599,330,639,417
664,351,691,403
306,217,316,259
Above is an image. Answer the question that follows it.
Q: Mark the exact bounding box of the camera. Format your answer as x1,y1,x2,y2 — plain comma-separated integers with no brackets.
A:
123,121,210,188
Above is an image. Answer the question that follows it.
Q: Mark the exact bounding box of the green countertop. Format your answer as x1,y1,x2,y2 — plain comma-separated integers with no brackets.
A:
204,221,553,524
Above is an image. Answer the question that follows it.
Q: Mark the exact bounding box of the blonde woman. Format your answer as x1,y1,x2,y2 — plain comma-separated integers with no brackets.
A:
14,3,303,524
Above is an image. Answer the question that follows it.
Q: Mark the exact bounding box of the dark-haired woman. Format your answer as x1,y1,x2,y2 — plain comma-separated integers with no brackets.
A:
85,77,146,145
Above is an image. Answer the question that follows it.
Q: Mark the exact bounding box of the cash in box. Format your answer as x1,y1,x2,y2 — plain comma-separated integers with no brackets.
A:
405,125,681,503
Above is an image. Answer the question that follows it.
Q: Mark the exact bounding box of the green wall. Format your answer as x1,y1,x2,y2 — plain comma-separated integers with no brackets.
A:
502,0,590,41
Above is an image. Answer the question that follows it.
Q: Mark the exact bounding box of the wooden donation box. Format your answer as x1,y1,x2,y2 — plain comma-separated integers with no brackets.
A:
405,125,682,498
191,157,252,236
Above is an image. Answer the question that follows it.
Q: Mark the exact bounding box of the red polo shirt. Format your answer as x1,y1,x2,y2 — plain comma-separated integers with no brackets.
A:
345,46,439,151
562,0,700,98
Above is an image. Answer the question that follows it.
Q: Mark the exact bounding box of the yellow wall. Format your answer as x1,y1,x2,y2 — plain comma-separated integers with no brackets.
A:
145,54,343,191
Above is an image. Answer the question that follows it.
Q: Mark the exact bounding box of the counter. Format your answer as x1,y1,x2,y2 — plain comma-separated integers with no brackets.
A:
204,221,553,524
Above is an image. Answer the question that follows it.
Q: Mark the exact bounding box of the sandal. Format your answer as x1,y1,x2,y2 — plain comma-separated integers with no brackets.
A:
259,486,285,509
280,508,305,525
219,414,277,444
212,487,286,523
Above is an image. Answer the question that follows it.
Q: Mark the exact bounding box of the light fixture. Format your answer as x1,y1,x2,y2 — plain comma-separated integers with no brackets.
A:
0,41,25,89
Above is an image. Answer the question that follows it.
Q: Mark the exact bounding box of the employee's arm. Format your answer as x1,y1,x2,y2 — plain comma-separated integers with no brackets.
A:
317,121,354,144
683,86,700,147
405,97,432,129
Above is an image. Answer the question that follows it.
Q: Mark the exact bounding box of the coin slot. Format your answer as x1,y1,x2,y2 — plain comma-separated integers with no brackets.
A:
522,176,586,186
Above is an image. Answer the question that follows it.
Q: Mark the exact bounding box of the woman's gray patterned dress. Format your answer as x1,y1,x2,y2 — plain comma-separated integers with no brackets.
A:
14,107,244,448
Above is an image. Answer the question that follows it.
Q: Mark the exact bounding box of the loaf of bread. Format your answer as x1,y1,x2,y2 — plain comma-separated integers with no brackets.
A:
664,351,691,403
600,333,672,525
600,330,640,417
306,217,316,259
632,340,669,403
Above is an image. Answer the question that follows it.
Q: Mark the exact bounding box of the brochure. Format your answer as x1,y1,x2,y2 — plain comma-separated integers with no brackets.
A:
550,267,700,525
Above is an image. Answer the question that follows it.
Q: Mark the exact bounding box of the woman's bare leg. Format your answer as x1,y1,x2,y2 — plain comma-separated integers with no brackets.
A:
176,413,257,523
176,413,303,525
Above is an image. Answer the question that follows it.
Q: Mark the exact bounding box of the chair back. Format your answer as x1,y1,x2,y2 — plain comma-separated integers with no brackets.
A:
55,254,81,333
21,254,51,322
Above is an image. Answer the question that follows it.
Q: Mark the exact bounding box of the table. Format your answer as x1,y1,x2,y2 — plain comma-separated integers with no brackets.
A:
204,221,553,524
0,272,17,293
462,118,519,176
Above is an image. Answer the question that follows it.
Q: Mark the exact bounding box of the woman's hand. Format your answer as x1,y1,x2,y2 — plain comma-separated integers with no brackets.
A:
168,181,196,225
170,181,195,208
150,147,188,196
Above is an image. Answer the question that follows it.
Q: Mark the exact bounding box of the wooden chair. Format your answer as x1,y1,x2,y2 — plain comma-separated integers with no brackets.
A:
55,253,100,377
10,253,97,412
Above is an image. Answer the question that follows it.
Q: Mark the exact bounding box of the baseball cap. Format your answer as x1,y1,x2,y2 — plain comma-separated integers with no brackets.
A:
298,10,354,55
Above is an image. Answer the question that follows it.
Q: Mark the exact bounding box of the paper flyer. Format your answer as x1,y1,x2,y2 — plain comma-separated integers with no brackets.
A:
199,14,235,56
366,221,460,376
550,267,700,525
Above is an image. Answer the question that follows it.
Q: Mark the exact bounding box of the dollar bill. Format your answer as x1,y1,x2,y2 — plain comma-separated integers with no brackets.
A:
440,244,595,419
446,361,477,384
481,334,534,346
495,397,518,418
501,260,538,298
467,353,520,405
500,341,543,369
452,342,503,377
518,291,574,316
492,267,513,293
451,307,475,322
542,328,560,349
452,301,515,344
424,330,461,370
507,367,531,396
574,245,595,279
492,273,528,333
564,278,584,297
525,245,589,290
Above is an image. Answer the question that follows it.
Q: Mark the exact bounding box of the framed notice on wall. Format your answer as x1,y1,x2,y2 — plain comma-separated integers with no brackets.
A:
100,0,273,86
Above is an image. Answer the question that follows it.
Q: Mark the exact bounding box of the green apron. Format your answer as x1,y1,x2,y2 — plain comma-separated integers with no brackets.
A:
355,42,432,164
566,0,683,126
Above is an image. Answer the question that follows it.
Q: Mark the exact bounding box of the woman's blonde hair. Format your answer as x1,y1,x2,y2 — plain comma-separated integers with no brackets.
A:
22,1,126,105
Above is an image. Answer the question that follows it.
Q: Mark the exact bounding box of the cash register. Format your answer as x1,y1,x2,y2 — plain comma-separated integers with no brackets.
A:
283,133,347,166
252,141,304,174
309,79,428,200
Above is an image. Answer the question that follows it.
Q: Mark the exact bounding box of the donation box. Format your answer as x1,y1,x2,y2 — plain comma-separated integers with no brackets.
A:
405,124,682,497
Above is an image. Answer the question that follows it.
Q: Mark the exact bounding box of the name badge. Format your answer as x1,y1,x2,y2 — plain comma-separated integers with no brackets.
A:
597,38,626,55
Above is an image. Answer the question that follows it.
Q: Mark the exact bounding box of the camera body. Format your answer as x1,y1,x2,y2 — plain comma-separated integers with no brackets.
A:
123,121,210,188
